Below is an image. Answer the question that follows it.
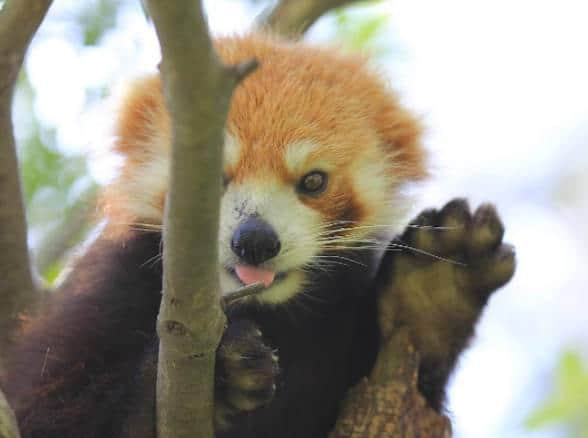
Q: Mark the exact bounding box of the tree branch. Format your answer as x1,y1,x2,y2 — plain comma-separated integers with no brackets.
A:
259,0,370,38
144,1,255,437
0,0,52,347
329,329,451,437
0,1,53,437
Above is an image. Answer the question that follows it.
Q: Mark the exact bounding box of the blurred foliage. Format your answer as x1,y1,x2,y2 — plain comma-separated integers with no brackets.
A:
43,260,64,286
527,351,588,437
77,0,119,46
16,72,89,225
17,70,96,282
332,2,389,54
335,9,388,49
17,0,121,219
15,0,120,281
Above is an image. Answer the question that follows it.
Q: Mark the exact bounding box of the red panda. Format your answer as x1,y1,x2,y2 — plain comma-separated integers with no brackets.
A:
2,34,429,437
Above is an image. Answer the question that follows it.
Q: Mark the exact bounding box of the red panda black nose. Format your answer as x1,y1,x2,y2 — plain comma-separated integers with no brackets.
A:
231,217,281,265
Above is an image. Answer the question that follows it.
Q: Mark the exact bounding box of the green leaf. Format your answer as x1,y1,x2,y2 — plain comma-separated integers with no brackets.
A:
527,351,588,436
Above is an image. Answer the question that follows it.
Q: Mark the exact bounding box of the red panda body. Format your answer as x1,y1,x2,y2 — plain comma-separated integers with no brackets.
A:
2,35,426,437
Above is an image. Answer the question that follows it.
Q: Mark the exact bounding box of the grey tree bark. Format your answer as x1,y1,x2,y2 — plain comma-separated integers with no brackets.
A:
0,1,54,437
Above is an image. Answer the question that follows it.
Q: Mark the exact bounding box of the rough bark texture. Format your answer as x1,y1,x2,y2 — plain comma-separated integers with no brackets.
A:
259,0,369,38
329,258,453,437
144,2,256,437
328,229,454,437
329,330,451,438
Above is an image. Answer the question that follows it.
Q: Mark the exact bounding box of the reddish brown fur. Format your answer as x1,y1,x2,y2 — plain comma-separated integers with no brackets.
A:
219,36,425,180
303,175,364,227
101,34,425,235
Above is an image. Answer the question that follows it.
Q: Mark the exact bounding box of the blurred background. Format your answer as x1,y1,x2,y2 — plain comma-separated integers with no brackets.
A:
13,0,588,436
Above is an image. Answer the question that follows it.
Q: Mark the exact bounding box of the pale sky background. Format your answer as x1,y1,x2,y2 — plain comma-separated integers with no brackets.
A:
16,1,588,437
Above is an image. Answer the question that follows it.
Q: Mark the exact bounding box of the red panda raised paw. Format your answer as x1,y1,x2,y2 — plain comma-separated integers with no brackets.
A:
375,198,516,411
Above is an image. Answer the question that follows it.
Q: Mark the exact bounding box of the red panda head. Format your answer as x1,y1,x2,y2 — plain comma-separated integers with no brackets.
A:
101,34,426,303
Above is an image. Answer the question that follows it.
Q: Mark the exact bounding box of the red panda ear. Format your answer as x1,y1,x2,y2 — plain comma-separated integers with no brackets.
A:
114,75,170,163
375,97,428,182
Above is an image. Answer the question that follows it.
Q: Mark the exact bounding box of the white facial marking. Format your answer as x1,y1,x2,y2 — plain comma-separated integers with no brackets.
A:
217,138,417,305
224,132,241,170
257,271,306,305
284,140,318,175
350,145,407,241
284,140,334,176
122,130,240,225
125,153,169,223
218,178,324,303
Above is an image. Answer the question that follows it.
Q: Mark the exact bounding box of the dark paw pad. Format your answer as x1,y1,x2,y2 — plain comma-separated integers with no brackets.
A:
215,320,278,421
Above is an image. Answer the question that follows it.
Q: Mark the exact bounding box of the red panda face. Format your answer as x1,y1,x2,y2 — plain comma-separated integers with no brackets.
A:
101,34,426,304
219,135,408,303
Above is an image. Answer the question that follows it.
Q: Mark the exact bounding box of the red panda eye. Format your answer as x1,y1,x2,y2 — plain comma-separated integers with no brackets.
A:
298,171,328,195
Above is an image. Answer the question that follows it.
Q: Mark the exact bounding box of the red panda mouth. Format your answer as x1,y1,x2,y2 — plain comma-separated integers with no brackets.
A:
228,265,287,287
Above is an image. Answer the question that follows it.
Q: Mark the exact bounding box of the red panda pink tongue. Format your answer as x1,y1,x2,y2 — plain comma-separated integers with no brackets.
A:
234,264,275,287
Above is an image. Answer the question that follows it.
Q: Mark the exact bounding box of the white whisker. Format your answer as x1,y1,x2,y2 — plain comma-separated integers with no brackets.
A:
389,242,466,266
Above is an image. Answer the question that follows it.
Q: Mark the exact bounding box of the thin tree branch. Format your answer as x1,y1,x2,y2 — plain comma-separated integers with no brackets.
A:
259,0,370,38
222,283,265,308
144,1,256,437
0,0,52,347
